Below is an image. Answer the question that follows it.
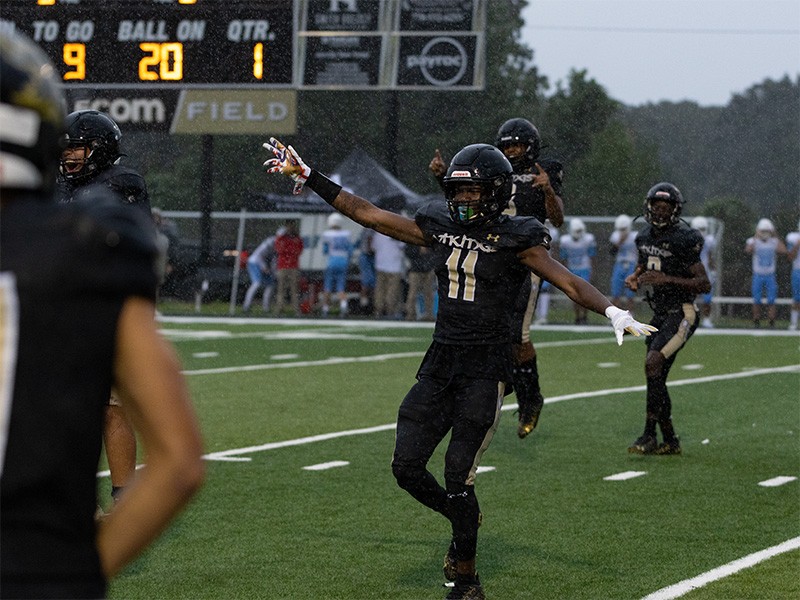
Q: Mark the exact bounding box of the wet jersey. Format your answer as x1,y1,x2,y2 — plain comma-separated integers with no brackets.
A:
0,195,158,590
57,163,152,217
415,202,551,345
635,221,704,313
504,158,564,222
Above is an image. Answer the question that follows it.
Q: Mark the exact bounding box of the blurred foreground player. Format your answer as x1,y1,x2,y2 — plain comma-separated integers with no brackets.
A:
264,137,654,599
0,31,204,599
625,183,710,455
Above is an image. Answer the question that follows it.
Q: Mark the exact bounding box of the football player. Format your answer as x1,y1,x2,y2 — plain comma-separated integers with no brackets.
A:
625,183,711,456
745,218,787,328
0,30,204,597
690,216,717,328
263,138,654,600
430,118,565,439
609,214,638,312
57,109,155,510
559,218,597,324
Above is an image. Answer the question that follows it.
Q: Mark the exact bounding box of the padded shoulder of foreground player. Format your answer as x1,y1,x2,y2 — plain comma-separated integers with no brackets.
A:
71,197,160,299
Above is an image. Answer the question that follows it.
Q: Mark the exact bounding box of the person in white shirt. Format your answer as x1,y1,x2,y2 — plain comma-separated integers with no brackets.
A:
560,218,596,324
745,218,787,327
372,231,406,319
786,219,800,331
243,229,281,313
691,216,717,328
609,214,638,311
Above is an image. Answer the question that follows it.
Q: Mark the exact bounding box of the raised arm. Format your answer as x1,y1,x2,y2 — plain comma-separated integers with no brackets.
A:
263,138,428,246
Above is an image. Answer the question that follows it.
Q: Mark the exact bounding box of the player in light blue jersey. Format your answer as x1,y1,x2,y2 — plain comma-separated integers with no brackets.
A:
321,212,354,317
560,218,596,324
745,218,787,327
786,219,800,330
691,216,717,328
609,214,638,311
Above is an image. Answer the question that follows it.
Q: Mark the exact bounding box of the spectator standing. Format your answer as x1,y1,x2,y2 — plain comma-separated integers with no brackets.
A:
404,243,436,321
272,221,304,316
560,218,596,324
787,219,800,331
56,107,154,511
691,216,717,328
745,218,786,328
321,213,353,317
609,214,637,312
357,228,376,313
372,231,406,319
0,30,204,598
534,220,560,325
243,229,280,314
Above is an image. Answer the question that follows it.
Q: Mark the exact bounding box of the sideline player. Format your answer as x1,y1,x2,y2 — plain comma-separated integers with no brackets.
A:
430,118,565,438
625,183,710,455
57,109,154,510
263,138,654,600
690,216,716,328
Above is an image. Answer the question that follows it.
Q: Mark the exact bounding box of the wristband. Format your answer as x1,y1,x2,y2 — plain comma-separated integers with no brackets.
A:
307,170,342,205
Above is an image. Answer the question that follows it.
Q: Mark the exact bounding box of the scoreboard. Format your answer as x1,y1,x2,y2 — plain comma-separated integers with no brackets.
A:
0,0,485,91
0,0,295,88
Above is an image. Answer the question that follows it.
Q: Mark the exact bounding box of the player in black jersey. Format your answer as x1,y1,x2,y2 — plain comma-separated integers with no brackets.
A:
264,138,654,600
624,183,710,456
0,31,204,598
57,109,153,509
431,118,564,438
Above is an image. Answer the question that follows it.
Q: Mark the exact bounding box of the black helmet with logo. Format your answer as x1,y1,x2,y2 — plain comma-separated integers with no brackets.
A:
443,144,513,226
59,109,122,181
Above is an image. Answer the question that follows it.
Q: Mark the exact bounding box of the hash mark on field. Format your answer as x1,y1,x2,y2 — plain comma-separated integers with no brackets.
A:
604,471,647,481
681,364,704,370
271,354,299,360
597,362,620,368
476,466,495,474
303,460,350,471
758,475,797,487
641,536,800,599
192,352,219,358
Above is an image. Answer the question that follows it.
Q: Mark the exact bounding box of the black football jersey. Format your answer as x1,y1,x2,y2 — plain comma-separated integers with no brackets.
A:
635,221,704,313
504,158,564,223
0,195,158,585
57,163,152,217
415,202,551,345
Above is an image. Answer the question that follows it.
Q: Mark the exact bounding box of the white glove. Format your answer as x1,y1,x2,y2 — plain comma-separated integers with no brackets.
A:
262,137,311,195
605,306,658,346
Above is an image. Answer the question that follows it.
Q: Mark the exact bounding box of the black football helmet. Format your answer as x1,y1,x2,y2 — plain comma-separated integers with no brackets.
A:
59,109,122,181
442,144,513,227
0,30,65,194
644,182,684,228
494,117,541,170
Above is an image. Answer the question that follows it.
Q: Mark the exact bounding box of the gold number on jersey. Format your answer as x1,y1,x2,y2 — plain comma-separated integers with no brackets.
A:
647,256,662,271
445,248,478,302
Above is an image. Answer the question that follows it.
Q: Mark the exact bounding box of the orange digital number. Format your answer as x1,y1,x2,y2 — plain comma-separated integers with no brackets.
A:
253,43,264,79
139,43,183,81
62,43,85,80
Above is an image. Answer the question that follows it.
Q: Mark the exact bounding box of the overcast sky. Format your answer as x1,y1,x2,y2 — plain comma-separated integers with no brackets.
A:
520,0,800,106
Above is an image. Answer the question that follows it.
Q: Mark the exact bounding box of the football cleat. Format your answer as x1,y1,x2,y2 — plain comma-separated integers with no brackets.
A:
655,439,682,455
628,435,658,455
445,575,485,600
516,393,544,439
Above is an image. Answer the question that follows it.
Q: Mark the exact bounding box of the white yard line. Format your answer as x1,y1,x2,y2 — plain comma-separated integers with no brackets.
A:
640,536,800,600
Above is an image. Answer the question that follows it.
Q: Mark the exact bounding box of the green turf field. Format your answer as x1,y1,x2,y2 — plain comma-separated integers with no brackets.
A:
105,319,800,599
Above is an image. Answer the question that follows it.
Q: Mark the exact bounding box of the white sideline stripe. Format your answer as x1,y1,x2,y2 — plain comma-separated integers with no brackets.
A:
640,536,800,600
758,476,798,487
604,471,647,481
